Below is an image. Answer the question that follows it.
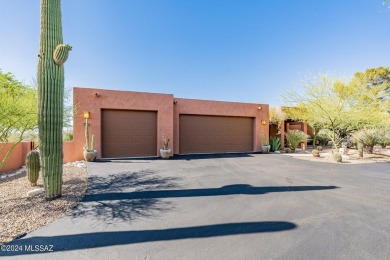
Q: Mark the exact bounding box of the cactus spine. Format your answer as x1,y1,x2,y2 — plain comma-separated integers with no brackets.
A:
38,0,71,200
26,151,40,186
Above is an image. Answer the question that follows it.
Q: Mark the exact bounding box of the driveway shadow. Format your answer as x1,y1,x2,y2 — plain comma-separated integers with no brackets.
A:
83,184,339,202
72,170,181,223
3,221,297,256
95,152,257,162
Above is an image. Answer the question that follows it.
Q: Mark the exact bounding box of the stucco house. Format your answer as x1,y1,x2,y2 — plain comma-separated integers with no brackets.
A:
63,88,270,161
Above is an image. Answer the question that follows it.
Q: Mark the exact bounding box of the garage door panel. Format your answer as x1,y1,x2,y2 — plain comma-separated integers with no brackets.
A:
179,115,253,154
102,110,157,157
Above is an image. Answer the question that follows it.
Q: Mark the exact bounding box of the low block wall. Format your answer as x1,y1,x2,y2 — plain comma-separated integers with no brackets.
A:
0,142,33,173
63,141,83,163
0,141,82,173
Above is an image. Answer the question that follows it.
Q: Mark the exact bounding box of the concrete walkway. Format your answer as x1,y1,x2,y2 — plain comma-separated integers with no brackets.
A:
2,154,390,259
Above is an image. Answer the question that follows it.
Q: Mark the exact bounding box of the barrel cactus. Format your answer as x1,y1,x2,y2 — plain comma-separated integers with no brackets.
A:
38,0,71,200
26,150,40,186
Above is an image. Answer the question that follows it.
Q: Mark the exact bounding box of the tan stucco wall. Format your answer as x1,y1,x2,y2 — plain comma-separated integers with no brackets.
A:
69,87,269,160
173,98,269,154
0,142,32,173
72,87,174,160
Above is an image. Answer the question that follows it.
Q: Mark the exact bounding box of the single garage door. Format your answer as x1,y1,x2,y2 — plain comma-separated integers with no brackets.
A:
102,110,157,158
179,115,254,154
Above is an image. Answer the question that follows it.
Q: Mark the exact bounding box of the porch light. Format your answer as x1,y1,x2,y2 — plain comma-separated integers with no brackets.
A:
261,120,267,125
83,111,90,119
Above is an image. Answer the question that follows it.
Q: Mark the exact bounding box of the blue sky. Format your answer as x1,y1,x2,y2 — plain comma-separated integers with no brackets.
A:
0,0,389,106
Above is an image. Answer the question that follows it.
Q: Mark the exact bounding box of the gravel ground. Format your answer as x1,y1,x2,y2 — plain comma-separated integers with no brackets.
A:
283,146,390,164
0,165,87,245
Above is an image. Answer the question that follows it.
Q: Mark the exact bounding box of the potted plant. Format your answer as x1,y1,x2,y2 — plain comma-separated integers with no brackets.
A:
83,118,96,162
160,136,171,159
261,133,271,153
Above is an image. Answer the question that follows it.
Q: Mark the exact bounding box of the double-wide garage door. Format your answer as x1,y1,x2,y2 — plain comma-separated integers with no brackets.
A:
102,110,157,158
179,115,254,154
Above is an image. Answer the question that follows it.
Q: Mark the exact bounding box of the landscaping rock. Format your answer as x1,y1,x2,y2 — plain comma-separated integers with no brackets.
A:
27,188,44,197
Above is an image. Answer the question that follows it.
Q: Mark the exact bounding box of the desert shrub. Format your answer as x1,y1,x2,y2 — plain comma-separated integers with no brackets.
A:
285,148,292,153
352,129,382,154
316,133,330,146
63,131,73,141
316,146,323,151
270,137,281,152
333,152,342,163
377,129,390,148
285,130,309,151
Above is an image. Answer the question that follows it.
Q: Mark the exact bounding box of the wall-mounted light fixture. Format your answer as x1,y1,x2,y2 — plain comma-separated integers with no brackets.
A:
257,106,262,110
173,100,178,104
83,111,90,119
261,120,267,125
95,92,100,97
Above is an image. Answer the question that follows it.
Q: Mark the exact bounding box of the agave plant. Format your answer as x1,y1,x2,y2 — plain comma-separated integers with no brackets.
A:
270,137,281,152
285,130,309,151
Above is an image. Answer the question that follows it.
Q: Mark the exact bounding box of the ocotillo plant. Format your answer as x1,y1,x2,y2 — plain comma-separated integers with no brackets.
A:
26,150,40,186
38,0,71,200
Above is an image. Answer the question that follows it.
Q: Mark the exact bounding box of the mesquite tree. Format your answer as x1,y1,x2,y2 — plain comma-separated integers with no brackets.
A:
38,0,71,200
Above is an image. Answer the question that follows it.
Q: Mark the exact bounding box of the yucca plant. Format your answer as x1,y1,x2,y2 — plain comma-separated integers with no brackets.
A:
270,137,281,152
285,130,309,152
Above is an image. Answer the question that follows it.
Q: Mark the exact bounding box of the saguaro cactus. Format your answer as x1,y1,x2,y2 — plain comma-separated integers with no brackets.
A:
38,0,71,200
26,150,40,186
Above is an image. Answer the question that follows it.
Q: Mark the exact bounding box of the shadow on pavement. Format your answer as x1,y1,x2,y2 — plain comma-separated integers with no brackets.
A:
95,152,258,162
72,170,181,223
2,221,297,256
83,184,339,202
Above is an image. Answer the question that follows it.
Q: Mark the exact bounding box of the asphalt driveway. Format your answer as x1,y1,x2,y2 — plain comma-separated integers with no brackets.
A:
2,154,390,259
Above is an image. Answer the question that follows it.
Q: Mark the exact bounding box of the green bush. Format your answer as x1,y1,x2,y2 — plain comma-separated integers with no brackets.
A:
353,129,382,154
285,148,292,153
285,130,309,151
270,137,281,152
378,129,390,148
316,133,330,146
63,131,73,141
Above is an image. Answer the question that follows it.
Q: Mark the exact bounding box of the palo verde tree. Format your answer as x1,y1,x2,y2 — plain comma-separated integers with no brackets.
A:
0,71,37,171
38,0,71,200
283,73,389,149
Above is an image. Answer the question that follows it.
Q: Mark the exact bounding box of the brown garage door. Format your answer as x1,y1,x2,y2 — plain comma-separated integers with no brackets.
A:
102,110,157,158
179,115,254,154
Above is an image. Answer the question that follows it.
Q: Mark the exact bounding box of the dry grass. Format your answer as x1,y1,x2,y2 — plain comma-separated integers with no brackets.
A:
0,165,87,245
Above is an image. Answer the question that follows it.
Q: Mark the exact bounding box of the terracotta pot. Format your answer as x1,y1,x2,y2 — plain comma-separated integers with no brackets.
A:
160,149,171,159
